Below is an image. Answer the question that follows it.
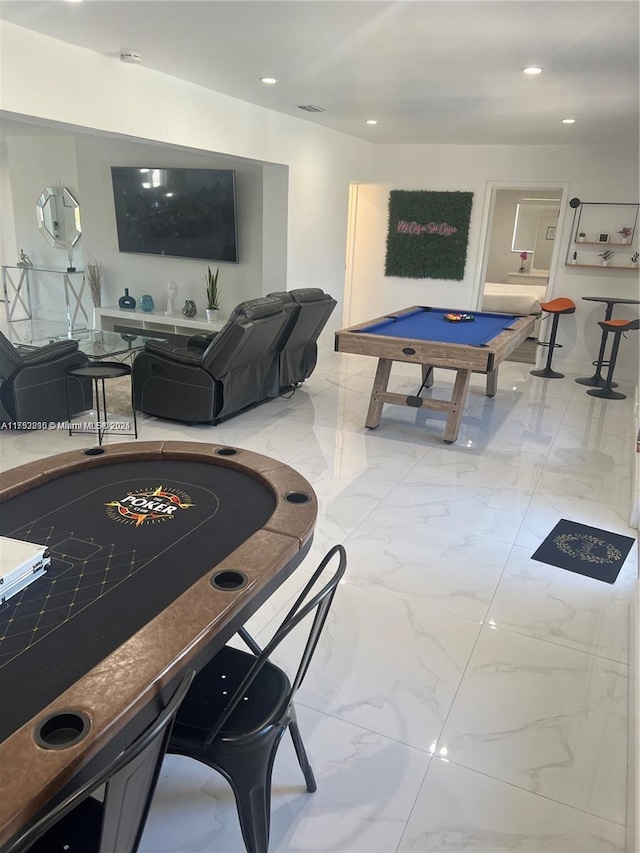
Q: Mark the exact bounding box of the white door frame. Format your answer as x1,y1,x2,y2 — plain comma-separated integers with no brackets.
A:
341,182,361,328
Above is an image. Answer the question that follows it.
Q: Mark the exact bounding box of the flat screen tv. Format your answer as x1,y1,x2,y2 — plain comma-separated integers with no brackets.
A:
111,166,238,262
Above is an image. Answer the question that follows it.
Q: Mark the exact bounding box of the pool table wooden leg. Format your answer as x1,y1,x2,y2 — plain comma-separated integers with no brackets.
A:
486,368,498,397
443,368,471,443
421,364,434,389
487,367,498,397
366,358,393,428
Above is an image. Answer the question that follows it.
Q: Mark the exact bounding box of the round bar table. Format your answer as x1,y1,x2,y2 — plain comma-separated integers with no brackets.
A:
576,296,640,387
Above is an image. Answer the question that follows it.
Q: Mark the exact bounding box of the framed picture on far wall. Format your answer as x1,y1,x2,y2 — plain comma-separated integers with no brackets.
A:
598,232,610,243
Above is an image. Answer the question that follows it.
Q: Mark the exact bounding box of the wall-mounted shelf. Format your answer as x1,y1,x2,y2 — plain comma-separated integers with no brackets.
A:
566,200,639,270
574,240,634,247
565,263,639,270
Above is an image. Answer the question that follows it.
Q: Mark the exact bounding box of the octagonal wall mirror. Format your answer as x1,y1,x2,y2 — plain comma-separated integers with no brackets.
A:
36,186,82,249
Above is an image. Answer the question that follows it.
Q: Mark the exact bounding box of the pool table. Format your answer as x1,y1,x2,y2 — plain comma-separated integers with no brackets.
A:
0,441,316,847
335,306,535,442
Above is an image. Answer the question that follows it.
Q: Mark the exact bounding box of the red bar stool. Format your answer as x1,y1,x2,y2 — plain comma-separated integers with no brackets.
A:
530,297,576,379
586,319,640,400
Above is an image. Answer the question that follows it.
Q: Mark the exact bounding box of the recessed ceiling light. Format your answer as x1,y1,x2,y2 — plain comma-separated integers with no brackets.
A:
522,66,543,75
366,119,378,125
260,77,278,85
562,118,576,124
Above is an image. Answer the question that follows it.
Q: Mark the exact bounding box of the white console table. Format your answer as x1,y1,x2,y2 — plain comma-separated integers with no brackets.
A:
94,306,224,336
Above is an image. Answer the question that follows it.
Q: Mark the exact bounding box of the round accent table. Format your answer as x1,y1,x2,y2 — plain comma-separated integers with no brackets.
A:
576,296,640,387
66,361,138,445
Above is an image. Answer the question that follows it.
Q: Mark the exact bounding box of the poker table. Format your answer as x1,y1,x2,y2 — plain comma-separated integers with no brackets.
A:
0,441,316,847
335,306,534,442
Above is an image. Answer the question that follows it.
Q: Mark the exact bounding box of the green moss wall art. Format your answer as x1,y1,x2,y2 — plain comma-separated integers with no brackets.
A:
385,190,474,280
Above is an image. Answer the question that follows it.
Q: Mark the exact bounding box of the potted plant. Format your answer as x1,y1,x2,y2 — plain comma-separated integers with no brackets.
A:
631,251,639,268
598,250,614,266
577,232,586,242
205,266,220,321
518,251,528,272
617,226,633,244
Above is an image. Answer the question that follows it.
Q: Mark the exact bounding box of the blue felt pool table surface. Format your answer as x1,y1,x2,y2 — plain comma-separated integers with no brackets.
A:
358,307,519,347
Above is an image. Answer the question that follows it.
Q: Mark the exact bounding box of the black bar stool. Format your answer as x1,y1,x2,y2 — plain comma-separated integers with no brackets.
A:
587,319,639,400
530,298,576,379
574,296,640,387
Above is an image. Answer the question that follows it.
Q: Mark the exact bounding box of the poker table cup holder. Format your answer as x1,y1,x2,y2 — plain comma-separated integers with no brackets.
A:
211,570,248,591
284,491,312,504
34,710,91,750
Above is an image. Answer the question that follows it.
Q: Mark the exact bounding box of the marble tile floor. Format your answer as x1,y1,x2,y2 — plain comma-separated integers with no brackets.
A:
1,351,637,852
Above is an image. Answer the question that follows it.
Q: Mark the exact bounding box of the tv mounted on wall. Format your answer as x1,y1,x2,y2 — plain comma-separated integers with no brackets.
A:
111,166,238,263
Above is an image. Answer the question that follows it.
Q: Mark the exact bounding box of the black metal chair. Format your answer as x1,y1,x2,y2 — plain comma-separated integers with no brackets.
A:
167,544,347,853
6,670,195,853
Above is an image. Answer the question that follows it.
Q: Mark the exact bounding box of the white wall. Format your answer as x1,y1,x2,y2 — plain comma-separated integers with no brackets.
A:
7,134,80,271
4,131,269,321
3,121,290,319
349,144,640,379
5,134,83,324
532,211,558,272
0,138,17,269
1,22,372,340
74,134,266,317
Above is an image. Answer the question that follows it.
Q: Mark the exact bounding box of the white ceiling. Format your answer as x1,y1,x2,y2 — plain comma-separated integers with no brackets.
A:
2,0,639,146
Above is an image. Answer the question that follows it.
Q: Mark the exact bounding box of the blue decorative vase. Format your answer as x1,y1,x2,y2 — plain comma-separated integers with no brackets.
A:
118,288,136,310
140,294,155,312
182,299,197,318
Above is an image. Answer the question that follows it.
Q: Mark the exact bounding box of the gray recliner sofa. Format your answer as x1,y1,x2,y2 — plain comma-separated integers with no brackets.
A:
266,289,337,389
0,332,92,425
132,297,290,424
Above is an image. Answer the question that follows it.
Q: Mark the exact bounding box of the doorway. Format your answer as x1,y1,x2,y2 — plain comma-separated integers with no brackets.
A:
479,186,563,363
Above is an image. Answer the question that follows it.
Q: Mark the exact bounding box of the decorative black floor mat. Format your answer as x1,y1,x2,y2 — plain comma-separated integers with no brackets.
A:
532,519,635,584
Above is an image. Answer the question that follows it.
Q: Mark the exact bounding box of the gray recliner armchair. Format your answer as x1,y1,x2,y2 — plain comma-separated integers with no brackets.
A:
0,332,92,425
132,297,290,424
267,288,337,389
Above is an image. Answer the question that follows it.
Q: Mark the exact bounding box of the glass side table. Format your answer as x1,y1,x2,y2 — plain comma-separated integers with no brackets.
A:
66,361,138,446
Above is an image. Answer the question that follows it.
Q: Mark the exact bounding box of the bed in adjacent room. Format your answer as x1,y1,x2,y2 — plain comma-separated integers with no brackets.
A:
481,282,546,338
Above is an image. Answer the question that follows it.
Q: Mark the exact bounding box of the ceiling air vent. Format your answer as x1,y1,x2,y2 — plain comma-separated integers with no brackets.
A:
297,105,326,113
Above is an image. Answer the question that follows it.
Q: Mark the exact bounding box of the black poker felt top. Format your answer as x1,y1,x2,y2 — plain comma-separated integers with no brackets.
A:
0,460,275,742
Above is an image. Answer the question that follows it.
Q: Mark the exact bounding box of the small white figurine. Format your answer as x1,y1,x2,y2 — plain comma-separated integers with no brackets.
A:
17,249,33,269
165,280,178,316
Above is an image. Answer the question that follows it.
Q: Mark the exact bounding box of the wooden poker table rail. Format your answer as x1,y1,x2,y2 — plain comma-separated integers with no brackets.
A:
0,441,317,847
